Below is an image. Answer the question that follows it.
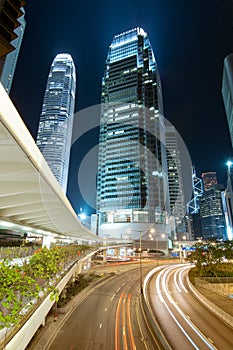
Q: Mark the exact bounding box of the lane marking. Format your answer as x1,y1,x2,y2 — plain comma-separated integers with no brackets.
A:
111,293,115,301
178,268,189,293
115,292,124,350
161,266,217,350
174,269,182,293
156,268,199,350
122,295,128,350
126,293,136,350
105,307,107,311
100,323,102,328
136,297,154,350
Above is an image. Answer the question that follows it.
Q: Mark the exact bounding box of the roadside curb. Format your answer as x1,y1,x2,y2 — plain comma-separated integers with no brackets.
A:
187,277,233,329
29,273,114,350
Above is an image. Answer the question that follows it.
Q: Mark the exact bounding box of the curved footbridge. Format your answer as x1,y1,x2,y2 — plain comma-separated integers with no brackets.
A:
0,83,98,244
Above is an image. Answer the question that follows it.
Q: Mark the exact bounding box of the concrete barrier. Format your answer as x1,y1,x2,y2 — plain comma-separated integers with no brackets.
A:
142,266,172,350
2,250,98,350
187,277,233,329
194,277,233,297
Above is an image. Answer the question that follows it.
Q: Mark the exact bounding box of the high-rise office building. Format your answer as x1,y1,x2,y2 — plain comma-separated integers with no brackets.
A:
165,124,186,239
36,53,76,193
200,183,227,240
222,56,233,239
96,28,169,240
222,53,233,148
186,166,203,214
224,162,233,239
0,7,26,93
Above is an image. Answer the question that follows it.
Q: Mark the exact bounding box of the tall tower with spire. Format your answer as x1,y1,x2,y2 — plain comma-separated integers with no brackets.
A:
96,28,169,241
36,53,76,193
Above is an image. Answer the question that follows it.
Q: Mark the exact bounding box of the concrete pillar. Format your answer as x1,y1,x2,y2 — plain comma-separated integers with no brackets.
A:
102,249,107,263
76,261,82,274
115,247,120,258
42,235,54,248
122,247,127,257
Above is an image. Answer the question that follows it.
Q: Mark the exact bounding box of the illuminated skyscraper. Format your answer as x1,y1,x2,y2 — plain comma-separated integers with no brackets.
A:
36,53,76,193
97,28,169,240
222,53,233,148
165,124,186,239
200,183,227,240
222,56,233,239
186,166,203,214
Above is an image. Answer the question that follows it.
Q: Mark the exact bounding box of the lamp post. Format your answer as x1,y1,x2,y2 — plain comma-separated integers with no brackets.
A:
149,229,165,266
130,228,151,294
139,231,143,294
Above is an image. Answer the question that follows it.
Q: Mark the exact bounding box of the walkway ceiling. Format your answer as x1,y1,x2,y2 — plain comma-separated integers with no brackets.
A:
0,84,98,241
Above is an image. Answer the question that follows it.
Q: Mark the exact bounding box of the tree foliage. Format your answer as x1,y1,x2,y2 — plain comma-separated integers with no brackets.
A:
0,244,90,330
187,240,233,276
0,262,40,329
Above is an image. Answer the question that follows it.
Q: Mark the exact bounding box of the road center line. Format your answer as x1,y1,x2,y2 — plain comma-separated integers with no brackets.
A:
162,266,217,350
115,292,124,350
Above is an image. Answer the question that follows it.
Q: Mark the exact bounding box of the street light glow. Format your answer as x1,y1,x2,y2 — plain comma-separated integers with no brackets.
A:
227,160,233,167
79,213,86,220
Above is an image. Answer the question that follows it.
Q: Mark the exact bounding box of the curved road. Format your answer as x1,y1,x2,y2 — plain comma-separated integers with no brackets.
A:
146,264,233,350
48,263,160,350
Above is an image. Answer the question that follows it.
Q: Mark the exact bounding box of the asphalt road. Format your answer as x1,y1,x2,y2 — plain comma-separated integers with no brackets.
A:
48,262,160,350
147,264,233,350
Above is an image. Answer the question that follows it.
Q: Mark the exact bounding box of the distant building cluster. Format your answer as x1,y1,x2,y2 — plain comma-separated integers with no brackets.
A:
186,169,233,242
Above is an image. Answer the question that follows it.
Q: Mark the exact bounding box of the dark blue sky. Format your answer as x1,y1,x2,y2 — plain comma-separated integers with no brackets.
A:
10,0,233,214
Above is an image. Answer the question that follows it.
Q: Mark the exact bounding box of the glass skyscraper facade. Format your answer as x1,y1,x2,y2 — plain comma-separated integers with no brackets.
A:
97,28,169,239
200,183,227,240
222,53,233,149
36,53,76,193
165,124,186,239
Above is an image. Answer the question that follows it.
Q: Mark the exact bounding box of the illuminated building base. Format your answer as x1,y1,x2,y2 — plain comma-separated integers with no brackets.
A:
98,221,170,254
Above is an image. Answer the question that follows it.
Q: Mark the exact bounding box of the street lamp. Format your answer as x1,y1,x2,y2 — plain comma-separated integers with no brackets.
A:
139,232,143,295
149,231,165,266
130,228,151,294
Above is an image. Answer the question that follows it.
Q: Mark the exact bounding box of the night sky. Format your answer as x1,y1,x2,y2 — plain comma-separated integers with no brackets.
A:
10,0,233,215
